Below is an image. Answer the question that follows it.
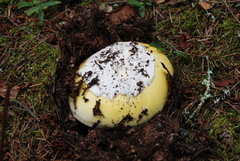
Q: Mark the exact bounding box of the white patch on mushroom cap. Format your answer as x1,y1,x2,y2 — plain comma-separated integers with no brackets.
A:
79,42,155,100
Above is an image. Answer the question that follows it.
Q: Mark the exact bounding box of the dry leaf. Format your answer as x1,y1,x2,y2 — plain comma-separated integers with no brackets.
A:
198,1,212,10
155,0,166,4
179,35,187,49
215,80,236,87
0,85,20,99
108,4,135,24
173,118,180,131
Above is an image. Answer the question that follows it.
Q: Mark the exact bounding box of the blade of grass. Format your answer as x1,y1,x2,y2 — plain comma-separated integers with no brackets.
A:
172,51,188,59
150,38,167,52
39,1,62,8
38,9,44,25
17,2,31,9
127,0,142,6
27,6,41,16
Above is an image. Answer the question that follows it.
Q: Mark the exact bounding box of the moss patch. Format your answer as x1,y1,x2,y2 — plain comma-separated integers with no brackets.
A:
209,111,240,160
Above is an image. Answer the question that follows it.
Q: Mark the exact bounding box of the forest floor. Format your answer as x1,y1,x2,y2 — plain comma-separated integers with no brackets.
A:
0,0,239,160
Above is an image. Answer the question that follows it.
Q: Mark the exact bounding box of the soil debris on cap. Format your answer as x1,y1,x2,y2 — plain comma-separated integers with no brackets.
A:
78,42,155,100
93,99,104,117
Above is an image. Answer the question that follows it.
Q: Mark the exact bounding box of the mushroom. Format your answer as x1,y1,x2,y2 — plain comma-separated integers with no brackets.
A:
69,42,173,128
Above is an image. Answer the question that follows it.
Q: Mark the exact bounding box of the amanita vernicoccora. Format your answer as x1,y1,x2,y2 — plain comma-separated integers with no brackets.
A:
69,42,173,128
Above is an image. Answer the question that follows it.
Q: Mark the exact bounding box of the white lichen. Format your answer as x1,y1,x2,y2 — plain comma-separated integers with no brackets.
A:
185,56,212,123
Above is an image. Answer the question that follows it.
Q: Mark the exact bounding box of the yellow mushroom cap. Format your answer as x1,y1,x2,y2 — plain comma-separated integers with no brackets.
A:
69,42,173,128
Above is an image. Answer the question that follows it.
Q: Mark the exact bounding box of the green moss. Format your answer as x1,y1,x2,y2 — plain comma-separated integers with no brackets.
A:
32,130,42,137
0,37,7,46
164,5,209,36
209,111,240,160
179,9,202,33
218,19,239,40
3,28,59,114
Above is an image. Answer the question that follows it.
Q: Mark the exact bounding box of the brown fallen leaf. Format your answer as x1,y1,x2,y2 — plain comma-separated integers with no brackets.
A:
107,4,135,24
198,1,212,10
0,85,20,100
215,80,236,87
179,34,187,49
173,118,180,131
47,34,58,44
154,0,166,4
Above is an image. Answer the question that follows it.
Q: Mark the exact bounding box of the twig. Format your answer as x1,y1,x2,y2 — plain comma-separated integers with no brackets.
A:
8,106,27,111
224,101,240,113
223,0,240,24
0,35,19,39
29,83,43,88
5,16,57,49
0,85,11,161
230,81,239,90
208,0,240,4
11,100,40,121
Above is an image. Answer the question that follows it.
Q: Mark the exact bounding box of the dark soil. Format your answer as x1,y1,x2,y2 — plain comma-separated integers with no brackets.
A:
51,5,220,161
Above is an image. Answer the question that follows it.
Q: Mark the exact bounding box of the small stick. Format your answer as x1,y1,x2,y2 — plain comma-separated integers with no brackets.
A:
0,85,11,161
223,0,240,24
6,17,57,48
0,35,18,39
11,100,40,121
29,83,43,88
